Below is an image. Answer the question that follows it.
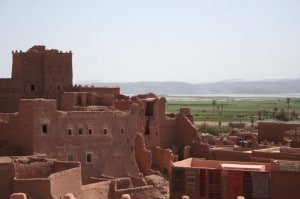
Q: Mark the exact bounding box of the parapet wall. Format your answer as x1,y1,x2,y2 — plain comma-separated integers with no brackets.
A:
71,85,120,96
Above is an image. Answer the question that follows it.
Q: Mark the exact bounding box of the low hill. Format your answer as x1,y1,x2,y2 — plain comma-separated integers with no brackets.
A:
82,78,300,96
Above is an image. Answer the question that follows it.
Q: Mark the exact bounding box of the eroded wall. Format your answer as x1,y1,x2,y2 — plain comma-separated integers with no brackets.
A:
9,99,141,183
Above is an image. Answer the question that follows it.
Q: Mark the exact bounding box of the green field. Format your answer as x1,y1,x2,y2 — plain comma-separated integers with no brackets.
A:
165,96,300,123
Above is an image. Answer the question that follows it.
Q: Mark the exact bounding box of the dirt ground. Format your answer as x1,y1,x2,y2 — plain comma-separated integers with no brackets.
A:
194,121,257,127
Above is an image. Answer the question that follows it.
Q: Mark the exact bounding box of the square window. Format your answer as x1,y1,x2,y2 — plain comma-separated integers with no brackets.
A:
31,84,35,91
103,128,108,135
68,129,72,135
79,128,83,135
42,124,48,134
86,153,92,163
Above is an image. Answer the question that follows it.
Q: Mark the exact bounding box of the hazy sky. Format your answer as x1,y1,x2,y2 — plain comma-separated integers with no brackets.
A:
0,0,299,83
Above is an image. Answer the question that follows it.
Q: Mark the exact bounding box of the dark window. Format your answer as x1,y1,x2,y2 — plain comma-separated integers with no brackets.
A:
145,102,154,116
88,128,93,135
57,85,61,90
79,128,83,135
31,84,35,91
68,129,72,135
103,128,108,135
121,128,124,134
86,153,92,163
145,120,150,135
42,124,48,134
67,154,74,161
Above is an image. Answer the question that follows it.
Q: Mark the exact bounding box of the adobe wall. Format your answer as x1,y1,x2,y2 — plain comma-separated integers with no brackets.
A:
61,92,115,110
0,79,21,113
49,166,82,199
81,181,111,199
270,171,300,199
139,97,161,149
111,178,154,199
19,99,141,183
152,146,178,175
258,122,291,143
14,160,54,179
134,133,153,176
42,50,73,99
176,115,199,160
177,115,198,146
0,157,15,199
0,156,83,199
252,148,300,161
13,179,52,199
210,148,251,162
71,85,120,96
0,46,73,113
115,99,133,111
191,141,211,160
159,117,177,149
0,99,42,155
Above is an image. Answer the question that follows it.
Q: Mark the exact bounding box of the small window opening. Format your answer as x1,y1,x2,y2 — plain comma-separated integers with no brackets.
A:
79,128,83,135
127,139,129,143
68,129,72,135
42,124,48,134
57,85,61,90
86,153,92,163
103,128,108,135
31,84,35,91
67,154,74,161
145,102,154,116
88,128,93,135
145,120,150,135
121,128,124,134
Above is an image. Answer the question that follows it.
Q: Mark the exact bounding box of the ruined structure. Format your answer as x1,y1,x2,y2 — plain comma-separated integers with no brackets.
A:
1,45,300,198
0,45,208,198
258,119,300,147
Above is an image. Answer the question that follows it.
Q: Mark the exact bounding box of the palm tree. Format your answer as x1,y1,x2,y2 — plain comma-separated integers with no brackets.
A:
211,100,217,115
272,107,278,118
286,98,291,114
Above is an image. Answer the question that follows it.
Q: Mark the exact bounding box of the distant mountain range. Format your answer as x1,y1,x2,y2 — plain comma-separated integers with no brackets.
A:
80,78,300,95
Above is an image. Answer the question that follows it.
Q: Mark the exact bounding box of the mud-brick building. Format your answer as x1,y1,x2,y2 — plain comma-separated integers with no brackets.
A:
170,158,300,199
0,46,73,113
0,97,141,183
0,45,215,198
258,119,300,146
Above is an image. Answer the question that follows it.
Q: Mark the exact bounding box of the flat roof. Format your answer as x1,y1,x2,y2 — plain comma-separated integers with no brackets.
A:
221,163,266,172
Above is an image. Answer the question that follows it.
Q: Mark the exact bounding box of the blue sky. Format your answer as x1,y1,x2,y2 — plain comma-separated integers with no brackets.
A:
0,0,299,83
